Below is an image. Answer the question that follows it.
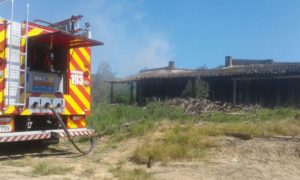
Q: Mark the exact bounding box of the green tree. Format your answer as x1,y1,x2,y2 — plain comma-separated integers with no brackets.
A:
181,77,209,99
91,61,115,105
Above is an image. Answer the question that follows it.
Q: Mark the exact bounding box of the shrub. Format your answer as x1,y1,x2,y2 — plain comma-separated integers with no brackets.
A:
181,77,209,99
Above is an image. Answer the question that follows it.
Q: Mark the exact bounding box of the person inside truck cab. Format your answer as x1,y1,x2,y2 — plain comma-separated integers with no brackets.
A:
43,46,55,72
29,43,56,73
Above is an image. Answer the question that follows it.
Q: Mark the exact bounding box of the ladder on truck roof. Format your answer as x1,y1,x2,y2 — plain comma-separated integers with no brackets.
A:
5,1,29,108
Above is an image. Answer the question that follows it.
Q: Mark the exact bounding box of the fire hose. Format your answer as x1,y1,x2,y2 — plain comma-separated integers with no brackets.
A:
49,106,96,155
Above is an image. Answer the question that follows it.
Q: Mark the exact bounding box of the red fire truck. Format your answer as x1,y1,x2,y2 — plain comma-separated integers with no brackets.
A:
0,2,102,153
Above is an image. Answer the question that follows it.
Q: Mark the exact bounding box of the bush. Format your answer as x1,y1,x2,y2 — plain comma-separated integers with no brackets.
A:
181,77,209,99
113,83,133,104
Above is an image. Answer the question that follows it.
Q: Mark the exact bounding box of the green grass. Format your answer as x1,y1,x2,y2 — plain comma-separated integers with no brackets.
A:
200,108,300,123
131,124,213,164
88,103,300,138
87,102,300,162
32,161,74,176
88,102,192,139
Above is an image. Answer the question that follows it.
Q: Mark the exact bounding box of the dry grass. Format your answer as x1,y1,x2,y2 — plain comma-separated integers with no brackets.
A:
3,157,32,167
131,119,300,164
31,160,74,176
80,165,95,177
199,120,300,137
110,165,154,180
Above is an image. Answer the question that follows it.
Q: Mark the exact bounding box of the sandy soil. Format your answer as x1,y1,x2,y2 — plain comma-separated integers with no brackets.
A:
0,135,299,180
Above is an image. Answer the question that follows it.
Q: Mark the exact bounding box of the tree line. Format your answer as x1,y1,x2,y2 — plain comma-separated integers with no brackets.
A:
91,61,132,105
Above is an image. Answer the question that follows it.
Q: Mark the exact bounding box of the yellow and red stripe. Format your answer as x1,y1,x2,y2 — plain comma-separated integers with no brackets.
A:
0,19,7,112
3,22,57,115
14,23,56,115
67,116,86,129
64,47,91,115
0,20,92,116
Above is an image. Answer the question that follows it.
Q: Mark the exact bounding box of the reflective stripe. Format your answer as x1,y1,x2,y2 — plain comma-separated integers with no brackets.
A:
0,129,94,142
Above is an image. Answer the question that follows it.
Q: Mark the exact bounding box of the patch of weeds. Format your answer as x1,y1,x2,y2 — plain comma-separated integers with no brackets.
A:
111,133,129,143
131,125,208,164
294,113,300,120
128,120,155,137
200,120,300,137
88,103,300,140
110,165,154,180
87,102,193,138
76,136,92,143
201,108,300,123
32,161,74,176
131,120,300,164
110,120,157,143
201,112,242,123
80,166,95,177
95,138,119,155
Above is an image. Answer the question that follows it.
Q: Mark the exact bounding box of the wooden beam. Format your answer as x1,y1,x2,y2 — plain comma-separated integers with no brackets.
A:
136,81,142,105
233,79,237,104
276,80,281,106
130,81,134,104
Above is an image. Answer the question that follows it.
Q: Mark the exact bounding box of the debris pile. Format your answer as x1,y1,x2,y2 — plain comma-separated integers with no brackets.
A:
169,98,260,115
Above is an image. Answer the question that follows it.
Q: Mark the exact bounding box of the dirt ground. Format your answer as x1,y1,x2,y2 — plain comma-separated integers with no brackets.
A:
0,134,299,180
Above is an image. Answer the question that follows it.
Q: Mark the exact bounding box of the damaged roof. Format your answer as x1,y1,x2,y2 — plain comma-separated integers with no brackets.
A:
200,62,300,77
111,58,300,83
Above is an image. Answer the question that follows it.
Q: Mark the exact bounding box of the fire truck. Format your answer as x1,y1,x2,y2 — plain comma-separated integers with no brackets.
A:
0,2,102,153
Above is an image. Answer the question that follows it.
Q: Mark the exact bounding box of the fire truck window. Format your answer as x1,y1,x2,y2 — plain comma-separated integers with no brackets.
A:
27,40,68,94
27,40,68,73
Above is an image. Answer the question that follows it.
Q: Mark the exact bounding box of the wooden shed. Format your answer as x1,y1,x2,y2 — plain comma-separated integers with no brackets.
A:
110,57,300,107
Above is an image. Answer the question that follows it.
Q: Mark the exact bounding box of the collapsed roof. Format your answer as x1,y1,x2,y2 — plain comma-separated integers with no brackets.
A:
110,57,300,83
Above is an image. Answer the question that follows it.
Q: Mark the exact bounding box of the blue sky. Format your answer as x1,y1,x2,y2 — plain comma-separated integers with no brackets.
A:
1,0,300,77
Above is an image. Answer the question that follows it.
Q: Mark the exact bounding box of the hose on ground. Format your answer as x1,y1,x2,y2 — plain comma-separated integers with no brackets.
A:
49,107,96,155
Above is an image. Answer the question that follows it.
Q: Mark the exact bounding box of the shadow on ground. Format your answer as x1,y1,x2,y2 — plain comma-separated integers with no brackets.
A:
0,141,74,160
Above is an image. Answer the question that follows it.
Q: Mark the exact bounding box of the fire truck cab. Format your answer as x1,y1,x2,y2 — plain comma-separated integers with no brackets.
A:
0,14,102,144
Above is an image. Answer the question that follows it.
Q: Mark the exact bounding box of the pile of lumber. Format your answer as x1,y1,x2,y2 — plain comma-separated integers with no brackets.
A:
169,98,260,115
